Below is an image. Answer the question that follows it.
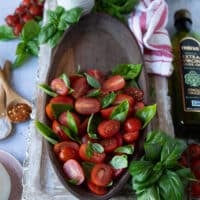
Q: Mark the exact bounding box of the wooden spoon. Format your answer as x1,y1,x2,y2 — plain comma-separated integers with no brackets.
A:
0,65,32,123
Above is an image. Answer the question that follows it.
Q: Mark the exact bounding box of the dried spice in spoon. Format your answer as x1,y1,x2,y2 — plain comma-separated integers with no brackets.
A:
0,61,32,123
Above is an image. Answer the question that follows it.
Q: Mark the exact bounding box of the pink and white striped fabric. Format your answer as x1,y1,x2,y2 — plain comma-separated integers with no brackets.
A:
128,0,173,77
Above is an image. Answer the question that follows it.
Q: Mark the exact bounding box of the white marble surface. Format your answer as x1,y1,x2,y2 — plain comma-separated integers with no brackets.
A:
0,0,37,164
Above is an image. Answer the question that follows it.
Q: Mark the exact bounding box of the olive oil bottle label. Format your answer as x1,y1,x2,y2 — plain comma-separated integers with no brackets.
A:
180,37,200,112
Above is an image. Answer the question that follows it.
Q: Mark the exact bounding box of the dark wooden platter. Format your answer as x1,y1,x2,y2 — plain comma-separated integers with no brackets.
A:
43,13,148,200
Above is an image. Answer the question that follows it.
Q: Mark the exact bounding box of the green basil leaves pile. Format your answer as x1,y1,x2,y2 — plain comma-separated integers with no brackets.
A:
128,131,194,200
93,0,139,22
39,6,82,48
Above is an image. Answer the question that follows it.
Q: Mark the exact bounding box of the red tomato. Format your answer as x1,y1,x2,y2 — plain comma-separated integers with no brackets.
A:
100,137,118,153
79,143,106,163
22,14,33,23
191,159,200,178
191,181,200,198
91,163,113,187
15,6,26,15
53,141,79,155
188,144,200,160
29,5,43,16
13,23,23,36
50,95,74,105
87,181,107,195
79,118,89,136
59,146,79,162
134,101,145,111
5,14,19,27
45,102,55,120
86,69,105,84
178,153,188,167
102,75,125,92
100,106,116,119
113,93,135,107
63,159,85,185
52,120,69,141
58,111,80,129
97,120,120,138
124,87,144,102
124,117,142,132
50,77,69,96
22,0,32,7
75,97,101,115
81,134,90,144
123,131,139,143
71,77,90,99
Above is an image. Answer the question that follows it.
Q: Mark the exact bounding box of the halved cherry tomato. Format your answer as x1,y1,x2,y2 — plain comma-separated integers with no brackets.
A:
188,144,200,160
58,111,80,129
71,77,90,99
102,75,125,92
50,77,69,96
79,143,106,163
50,95,74,105
124,117,142,132
115,133,123,146
53,141,79,155
100,106,115,119
59,146,79,162
45,102,55,120
100,137,118,153
113,93,135,107
91,163,113,187
75,97,101,115
86,69,105,84
63,159,85,185
97,120,120,138
123,131,139,143
52,120,69,141
87,181,107,195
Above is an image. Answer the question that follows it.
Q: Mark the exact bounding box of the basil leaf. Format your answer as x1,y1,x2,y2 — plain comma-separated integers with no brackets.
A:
87,89,101,97
128,160,154,182
35,120,58,144
158,170,184,200
48,31,63,48
27,40,39,56
110,100,129,122
87,114,101,139
144,143,162,162
51,104,73,119
58,19,70,31
21,20,40,41
38,84,57,97
61,126,80,143
101,92,116,108
16,42,26,55
112,64,142,80
13,53,30,68
110,155,128,169
55,6,65,16
60,73,70,86
137,186,161,200
61,7,82,24
0,25,16,40
175,168,195,186
146,130,170,144
67,179,79,185
47,10,59,22
67,111,78,134
114,144,134,155
136,104,157,128
39,23,57,44
161,138,187,168
82,162,95,179
84,73,101,89
86,142,104,158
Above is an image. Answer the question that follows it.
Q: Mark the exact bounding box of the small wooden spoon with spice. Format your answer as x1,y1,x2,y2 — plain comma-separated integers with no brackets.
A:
0,62,32,123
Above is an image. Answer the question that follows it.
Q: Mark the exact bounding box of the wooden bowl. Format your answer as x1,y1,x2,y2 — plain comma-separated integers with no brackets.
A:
44,13,148,200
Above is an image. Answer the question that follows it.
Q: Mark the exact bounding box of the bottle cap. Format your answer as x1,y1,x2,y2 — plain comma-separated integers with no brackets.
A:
174,9,192,23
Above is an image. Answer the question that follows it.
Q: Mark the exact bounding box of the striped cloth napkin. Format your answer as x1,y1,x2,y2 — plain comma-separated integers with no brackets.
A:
128,0,173,77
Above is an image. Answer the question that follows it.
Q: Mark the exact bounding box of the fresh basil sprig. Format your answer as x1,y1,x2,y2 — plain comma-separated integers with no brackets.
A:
14,20,40,68
39,6,82,48
128,131,194,200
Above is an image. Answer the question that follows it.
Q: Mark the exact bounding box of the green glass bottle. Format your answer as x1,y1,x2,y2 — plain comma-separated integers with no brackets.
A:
171,9,200,138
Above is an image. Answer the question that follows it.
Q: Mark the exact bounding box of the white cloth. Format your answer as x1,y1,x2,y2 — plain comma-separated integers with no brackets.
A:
128,0,173,77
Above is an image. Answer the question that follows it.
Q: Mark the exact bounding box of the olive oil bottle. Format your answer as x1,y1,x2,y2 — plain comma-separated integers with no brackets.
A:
171,9,200,138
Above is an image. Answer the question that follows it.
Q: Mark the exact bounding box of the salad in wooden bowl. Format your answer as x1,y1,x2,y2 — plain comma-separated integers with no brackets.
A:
35,13,156,200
